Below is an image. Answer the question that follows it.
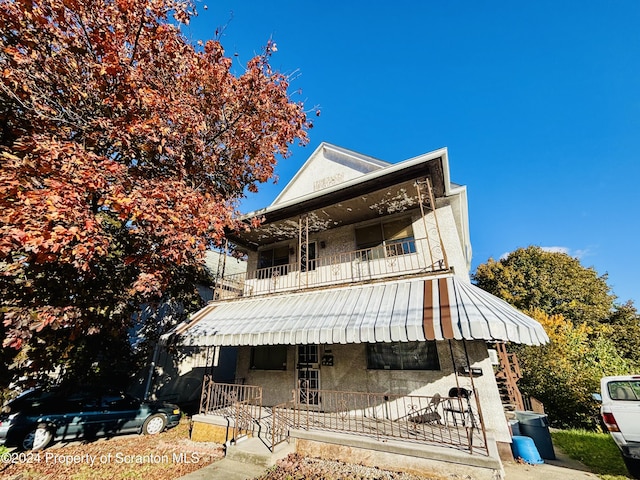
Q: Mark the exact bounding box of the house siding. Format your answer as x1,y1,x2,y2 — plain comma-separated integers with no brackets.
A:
236,340,510,444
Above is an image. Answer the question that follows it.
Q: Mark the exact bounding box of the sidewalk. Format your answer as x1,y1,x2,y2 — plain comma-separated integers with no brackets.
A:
175,458,267,480
502,446,597,480
176,436,293,480
176,437,598,480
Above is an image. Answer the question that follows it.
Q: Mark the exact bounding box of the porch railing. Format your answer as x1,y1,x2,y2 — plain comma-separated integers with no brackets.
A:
198,378,488,455
213,237,447,300
272,386,489,455
199,376,262,419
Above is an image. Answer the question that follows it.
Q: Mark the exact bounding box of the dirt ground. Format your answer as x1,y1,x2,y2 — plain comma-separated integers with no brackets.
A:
1,419,224,480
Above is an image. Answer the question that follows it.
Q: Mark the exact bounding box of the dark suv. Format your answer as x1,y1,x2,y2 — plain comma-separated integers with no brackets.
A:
0,386,181,450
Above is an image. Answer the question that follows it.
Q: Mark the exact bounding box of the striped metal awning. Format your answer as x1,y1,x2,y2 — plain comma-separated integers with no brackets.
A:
167,275,549,347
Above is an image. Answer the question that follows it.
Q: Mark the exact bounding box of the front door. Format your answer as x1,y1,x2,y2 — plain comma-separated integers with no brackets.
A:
297,345,320,406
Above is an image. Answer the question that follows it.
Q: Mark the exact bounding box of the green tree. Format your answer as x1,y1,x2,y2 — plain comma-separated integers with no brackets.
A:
601,301,640,366
0,0,310,388
516,310,629,429
474,246,614,326
474,246,639,429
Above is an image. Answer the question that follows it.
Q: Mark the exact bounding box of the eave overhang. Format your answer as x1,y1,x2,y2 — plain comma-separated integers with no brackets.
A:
228,148,451,249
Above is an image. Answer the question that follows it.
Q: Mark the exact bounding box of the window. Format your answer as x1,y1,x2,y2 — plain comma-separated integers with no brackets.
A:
355,218,416,258
257,246,290,278
300,242,317,271
367,341,440,370
250,345,287,370
297,344,319,365
608,380,640,401
383,219,417,255
101,393,137,410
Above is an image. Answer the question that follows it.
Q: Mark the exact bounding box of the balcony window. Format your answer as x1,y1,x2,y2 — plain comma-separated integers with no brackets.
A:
355,218,416,259
367,341,440,370
258,246,290,278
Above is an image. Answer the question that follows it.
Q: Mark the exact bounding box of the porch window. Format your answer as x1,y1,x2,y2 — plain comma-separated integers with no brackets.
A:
366,341,440,370
250,345,287,370
257,246,290,278
355,218,416,259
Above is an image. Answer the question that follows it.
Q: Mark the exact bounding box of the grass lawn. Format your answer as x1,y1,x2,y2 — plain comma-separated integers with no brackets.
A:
551,429,632,479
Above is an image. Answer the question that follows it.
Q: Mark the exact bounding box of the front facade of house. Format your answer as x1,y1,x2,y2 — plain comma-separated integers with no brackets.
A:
165,143,548,476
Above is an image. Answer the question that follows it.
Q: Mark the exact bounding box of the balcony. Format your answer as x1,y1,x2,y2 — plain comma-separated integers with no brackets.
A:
212,237,447,300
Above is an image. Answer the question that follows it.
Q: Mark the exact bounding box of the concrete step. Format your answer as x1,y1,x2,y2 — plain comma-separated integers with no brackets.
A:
225,436,295,468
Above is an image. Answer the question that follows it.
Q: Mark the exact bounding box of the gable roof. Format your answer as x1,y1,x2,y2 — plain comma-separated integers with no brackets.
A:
272,143,391,205
230,146,463,250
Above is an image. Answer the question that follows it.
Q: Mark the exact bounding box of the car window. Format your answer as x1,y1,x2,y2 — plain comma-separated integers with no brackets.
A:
608,380,640,401
47,392,99,413
16,390,60,413
101,393,138,410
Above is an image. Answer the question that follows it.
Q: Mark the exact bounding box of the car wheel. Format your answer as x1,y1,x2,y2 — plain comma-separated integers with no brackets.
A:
142,414,167,435
23,425,52,451
623,456,640,479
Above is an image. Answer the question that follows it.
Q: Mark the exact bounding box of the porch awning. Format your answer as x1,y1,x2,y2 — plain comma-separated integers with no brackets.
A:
164,275,549,347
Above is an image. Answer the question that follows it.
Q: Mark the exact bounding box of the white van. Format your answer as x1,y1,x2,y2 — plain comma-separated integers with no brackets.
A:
600,375,640,479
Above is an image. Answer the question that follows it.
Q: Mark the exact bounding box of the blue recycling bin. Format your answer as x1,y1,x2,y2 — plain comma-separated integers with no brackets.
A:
515,411,556,460
512,435,544,464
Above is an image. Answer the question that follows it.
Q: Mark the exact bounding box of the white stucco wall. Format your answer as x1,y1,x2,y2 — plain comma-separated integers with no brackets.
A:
234,340,510,444
410,204,470,282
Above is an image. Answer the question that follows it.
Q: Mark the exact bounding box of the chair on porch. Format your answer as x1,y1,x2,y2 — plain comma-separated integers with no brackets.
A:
408,393,443,424
443,387,476,427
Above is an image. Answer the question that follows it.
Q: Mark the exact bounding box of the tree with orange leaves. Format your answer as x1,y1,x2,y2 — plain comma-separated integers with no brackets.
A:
0,0,310,386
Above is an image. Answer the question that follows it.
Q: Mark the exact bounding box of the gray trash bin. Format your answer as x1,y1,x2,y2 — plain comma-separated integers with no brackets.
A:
509,419,521,436
515,411,556,460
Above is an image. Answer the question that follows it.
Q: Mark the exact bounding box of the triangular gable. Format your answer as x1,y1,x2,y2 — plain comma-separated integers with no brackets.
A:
272,142,391,206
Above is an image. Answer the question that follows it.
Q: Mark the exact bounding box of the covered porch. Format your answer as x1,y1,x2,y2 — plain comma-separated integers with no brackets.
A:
164,271,548,462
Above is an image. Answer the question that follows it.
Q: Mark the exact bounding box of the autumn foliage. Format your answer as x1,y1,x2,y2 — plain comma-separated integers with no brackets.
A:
0,0,309,383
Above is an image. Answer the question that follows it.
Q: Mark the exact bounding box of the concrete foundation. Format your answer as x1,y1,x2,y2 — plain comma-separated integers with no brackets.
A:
291,429,504,480
190,414,253,444
191,414,506,479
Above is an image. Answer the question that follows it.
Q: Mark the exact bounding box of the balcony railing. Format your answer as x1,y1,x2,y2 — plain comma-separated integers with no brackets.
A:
213,237,447,300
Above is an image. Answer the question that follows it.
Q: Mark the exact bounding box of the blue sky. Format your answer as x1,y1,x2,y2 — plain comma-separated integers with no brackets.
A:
185,1,640,306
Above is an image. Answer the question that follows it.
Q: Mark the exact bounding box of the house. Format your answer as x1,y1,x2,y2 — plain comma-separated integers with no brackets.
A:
161,143,549,479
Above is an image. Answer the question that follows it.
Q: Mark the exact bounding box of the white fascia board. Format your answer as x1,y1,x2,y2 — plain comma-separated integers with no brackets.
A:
402,147,452,196
448,184,472,270
271,142,325,206
244,146,451,220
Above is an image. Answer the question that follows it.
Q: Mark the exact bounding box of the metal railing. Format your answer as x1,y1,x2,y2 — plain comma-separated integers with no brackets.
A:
271,399,297,450
199,376,262,418
197,378,488,455
271,386,489,455
199,377,264,443
213,237,447,300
